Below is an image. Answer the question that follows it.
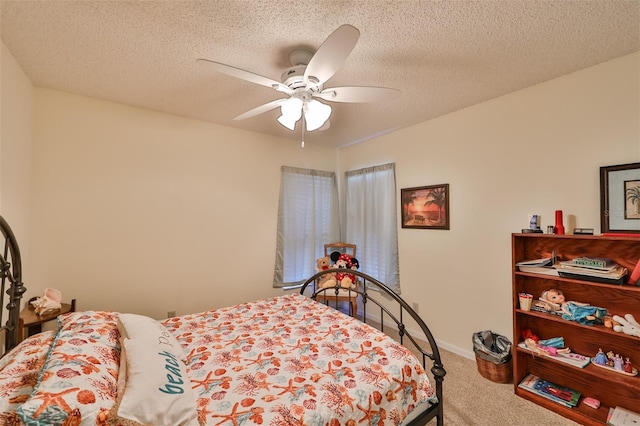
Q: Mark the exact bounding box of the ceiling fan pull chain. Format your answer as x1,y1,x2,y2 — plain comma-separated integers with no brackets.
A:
301,115,305,148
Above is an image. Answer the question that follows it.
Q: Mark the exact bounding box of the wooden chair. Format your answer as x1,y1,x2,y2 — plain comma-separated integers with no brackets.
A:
324,242,356,259
320,242,358,317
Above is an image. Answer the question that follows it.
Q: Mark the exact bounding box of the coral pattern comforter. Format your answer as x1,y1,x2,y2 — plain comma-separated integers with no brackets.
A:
0,294,436,425
163,293,436,426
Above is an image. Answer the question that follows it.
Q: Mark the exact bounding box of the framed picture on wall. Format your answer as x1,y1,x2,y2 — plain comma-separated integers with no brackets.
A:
600,162,640,234
400,184,450,229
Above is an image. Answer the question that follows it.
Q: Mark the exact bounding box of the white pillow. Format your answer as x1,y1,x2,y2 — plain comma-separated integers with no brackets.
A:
117,313,185,361
114,338,198,426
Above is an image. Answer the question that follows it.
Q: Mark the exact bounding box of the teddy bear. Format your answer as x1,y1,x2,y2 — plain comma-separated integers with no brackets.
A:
612,313,640,337
316,256,331,272
316,256,336,288
319,275,337,289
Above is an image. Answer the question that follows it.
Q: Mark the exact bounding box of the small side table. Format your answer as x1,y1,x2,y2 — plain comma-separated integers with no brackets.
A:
18,298,76,342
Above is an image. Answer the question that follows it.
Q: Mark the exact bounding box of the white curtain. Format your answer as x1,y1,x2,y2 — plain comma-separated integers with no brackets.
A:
345,163,400,292
273,166,339,287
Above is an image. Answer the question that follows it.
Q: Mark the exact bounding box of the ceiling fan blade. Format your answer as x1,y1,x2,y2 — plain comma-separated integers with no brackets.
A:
316,86,401,103
234,99,287,121
197,58,292,94
304,24,360,86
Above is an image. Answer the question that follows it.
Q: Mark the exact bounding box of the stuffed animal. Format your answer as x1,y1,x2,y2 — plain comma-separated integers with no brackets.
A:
330,251,351,269
350,257,359,270
612,313,640,337
330,251,359,288
316,256,336,288
316,256,331,272
319,275,337,288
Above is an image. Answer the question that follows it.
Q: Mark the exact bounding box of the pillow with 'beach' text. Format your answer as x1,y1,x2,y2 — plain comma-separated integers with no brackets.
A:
117,313,186,361
110,337,198,426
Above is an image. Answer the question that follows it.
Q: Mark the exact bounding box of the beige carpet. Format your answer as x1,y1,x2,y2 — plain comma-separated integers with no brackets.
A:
425,348,579,425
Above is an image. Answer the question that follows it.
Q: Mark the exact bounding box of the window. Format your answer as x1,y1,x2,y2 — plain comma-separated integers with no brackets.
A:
344,163,400,292
273,166,339,287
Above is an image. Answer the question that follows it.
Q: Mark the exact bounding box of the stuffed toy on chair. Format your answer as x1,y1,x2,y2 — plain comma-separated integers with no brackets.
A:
316,256,336,288
330,251,359,288
316,256,331,272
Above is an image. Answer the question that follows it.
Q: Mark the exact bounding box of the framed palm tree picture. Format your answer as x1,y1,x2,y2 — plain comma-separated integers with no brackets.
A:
600,162,640,234
401,184,450,229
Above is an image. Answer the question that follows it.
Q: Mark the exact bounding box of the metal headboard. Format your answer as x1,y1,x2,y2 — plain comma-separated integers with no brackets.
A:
0,215,27,356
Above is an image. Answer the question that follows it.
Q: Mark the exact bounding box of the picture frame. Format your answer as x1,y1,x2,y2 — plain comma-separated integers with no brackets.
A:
401,184,450,229
600,162,640,234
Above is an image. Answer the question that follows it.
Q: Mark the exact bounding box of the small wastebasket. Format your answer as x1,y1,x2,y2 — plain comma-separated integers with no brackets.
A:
472,330,513,383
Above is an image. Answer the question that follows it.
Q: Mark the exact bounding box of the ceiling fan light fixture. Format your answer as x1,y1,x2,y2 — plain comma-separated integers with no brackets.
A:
277,97,303,130
199,24,399,137
304,99,332,131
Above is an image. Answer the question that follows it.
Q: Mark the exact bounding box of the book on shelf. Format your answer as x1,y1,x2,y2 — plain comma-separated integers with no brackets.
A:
516,253,559,276
570,257,616,270
557,262,625,276
556,271,626,285
517,264,559,276
607,406,640,426
516,257,553,267
562,257,618,271
556,262,628,284
530,303,563,316
518,373,581,408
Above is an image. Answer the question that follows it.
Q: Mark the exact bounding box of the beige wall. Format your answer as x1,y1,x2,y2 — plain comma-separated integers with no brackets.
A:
26,90,337,319
0,41,34,348
2,40,639,357
338,52,640,356
0,41,34,260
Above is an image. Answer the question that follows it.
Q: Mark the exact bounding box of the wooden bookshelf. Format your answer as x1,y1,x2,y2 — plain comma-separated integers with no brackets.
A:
512,233,640,425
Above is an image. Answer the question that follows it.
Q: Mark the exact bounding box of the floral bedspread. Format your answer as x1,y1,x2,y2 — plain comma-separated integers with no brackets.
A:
162,293,437,426
1,294,436,426
0,331,57,425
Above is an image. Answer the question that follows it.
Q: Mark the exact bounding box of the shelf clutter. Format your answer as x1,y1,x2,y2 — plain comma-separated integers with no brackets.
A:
512,233,640,426
518,373,581,408
608,406,640,426
517,255,632,284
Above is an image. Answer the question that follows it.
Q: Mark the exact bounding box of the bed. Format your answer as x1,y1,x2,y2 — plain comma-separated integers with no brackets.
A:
0,215,445,426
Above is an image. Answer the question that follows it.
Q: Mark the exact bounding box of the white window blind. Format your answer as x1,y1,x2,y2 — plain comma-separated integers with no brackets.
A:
345,163,400,292
273,166,339,287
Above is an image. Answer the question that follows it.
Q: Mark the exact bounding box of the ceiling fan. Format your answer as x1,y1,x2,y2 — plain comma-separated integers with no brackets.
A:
196,24,400,136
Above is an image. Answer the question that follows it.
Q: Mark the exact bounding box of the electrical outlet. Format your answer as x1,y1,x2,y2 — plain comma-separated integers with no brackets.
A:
167,310,176,318
412,302,419,313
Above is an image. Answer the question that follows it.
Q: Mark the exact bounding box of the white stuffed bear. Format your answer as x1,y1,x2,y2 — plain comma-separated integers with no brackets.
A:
612,314,640,337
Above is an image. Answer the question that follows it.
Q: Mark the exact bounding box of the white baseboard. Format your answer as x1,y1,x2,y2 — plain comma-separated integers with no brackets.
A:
435,339,475,360
404,322,475,361
364,310,475,361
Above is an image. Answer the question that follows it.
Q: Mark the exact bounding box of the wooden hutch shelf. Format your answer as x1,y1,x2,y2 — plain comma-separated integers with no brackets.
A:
512,233,640,425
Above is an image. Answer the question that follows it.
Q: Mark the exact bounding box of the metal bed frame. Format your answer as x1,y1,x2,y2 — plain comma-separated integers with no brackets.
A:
300,269,446,426
0,215,27,357
0,214,444,423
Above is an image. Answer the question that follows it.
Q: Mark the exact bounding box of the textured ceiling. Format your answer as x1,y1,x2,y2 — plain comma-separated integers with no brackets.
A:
1,0,639,148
